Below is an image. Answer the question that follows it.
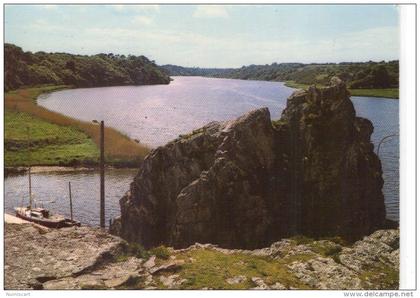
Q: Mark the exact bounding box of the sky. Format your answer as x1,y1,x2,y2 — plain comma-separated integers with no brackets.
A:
4,4,399,68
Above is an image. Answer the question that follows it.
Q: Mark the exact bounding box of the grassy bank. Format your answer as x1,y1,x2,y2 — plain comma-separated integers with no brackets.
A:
5,85,150,167
284,81,399,99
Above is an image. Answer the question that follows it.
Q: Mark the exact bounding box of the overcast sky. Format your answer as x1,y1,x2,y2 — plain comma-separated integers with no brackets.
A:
5,4,399,68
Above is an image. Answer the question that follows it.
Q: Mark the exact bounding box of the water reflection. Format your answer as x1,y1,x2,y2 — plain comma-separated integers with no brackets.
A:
6,77,399,224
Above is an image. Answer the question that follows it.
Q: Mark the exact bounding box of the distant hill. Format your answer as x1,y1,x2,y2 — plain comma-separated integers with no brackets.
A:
162,61,399,89
5,43,171,91
161,64,234,77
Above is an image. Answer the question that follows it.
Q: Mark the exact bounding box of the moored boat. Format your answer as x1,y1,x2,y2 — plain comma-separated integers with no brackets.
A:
14,207,80,228
14,127,81,229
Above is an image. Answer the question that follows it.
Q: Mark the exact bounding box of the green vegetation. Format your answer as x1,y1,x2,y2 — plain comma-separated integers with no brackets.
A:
309,241,342,258
284,80,326,90
165,249,310,290
4,44,167,167
163,61,399,99
349,88,399,99
110,238,397,290
5,43,170,91
285,80,399,99
118,242,151,261
5,112,98,166
5,86,150,167
221,61,398,89
117,243,171,262
360,263,399,290
149,245,171,260
162,64,234,77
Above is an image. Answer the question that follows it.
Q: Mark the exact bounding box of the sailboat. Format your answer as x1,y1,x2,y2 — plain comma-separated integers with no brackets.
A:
14,128,80,228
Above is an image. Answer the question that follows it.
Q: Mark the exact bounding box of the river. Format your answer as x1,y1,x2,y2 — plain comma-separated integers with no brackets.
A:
4,77,399,225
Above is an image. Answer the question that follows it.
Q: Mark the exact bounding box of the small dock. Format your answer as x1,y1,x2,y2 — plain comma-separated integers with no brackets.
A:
5,213,30,224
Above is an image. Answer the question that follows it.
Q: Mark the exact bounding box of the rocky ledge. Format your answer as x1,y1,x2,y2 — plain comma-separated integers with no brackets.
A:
113,77,387,249
5,221,398,290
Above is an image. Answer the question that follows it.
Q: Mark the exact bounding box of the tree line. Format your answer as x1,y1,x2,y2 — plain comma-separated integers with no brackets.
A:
5,43,171,91
162,61,399,89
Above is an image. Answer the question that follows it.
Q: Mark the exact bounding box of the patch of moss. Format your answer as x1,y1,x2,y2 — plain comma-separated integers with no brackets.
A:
322,236,350,247
360,264,399,289
290,235,314,245
150,245,171,260
309,241,342,258
172,248,312,290
282,253,315,265
116,242,151,262
115,254,129,263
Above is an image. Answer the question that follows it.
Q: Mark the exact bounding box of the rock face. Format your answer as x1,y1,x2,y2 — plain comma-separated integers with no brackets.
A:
115,78,386,249
5,220,398,290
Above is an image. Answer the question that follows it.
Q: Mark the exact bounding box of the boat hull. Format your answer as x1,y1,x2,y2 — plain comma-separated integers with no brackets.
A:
14,208,80,228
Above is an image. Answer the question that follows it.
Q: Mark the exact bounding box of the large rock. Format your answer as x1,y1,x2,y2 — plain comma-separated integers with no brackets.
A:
277,79,385,238
5,223,126,290
115,78,386,249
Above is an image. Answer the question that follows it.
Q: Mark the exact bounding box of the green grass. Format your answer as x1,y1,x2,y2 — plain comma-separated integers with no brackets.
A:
284,80,326,90
5,111,99,167
150,245,171,260
5,85,151,167
359,263,399,289
349,88,399,99
171,249,312,290
117,242,151,261
108,242,397,290
284,80,399,99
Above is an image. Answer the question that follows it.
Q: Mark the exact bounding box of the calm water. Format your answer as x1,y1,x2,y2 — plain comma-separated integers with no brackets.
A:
5,77,399,225
4,169,137,227
37,77,296,147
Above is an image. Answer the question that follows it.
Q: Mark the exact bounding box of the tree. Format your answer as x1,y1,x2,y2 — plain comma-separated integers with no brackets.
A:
371,65,391,88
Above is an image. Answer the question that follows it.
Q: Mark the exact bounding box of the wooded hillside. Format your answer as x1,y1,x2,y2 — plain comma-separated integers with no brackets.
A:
162,61,399,89
5,43,171,91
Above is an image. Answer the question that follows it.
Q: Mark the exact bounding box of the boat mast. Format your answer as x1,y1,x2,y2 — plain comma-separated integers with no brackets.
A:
27,127,32,210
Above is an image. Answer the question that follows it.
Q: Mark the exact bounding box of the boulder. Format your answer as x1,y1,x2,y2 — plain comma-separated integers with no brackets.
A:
5,223,126,290
114,78,386,249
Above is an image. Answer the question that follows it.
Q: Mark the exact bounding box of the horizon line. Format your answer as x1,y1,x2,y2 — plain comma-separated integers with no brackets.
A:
6,42,400,69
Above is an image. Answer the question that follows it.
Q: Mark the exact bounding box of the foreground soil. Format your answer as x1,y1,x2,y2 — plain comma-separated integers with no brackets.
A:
4,86,150,167
5,219,398,290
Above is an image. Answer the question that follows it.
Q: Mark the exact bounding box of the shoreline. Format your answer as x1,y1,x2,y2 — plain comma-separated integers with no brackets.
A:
5,85,151,168
5,165,139,177
5,79,397,170
172,76,399,99
283,80,398,99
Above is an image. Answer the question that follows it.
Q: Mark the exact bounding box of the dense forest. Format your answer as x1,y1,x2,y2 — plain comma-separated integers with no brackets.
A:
162,61,399,89
5,43,171,91
161,64,233,77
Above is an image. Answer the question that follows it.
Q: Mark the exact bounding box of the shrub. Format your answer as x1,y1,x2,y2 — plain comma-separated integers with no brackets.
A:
150,245,171,260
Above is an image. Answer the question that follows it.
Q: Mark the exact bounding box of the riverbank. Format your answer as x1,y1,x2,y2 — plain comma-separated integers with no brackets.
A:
4,165,131,177
5,85,151,168
284,81,399,99
4,217,399,290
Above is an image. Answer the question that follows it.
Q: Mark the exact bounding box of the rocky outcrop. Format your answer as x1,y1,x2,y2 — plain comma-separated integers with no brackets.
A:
5,223,126,290
115,78,386,249
5,221,398,290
